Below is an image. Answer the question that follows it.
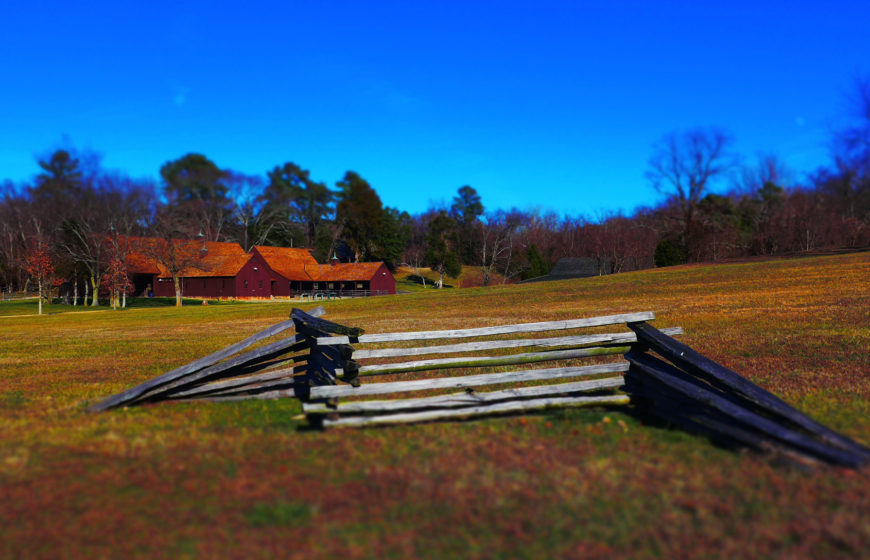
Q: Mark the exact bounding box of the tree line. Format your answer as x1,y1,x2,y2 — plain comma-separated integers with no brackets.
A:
2,79,868,308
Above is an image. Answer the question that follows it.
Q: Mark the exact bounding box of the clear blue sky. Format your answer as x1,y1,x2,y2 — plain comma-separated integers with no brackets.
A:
1,1,868,216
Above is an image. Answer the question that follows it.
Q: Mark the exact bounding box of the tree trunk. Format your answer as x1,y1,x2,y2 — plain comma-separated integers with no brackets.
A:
173,276,182,307
90,276,99,306
122,291,126,308
409,263,426,288
83,279,88,307
37,279,43,315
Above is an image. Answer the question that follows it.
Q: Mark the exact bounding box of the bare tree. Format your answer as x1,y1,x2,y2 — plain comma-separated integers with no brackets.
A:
478,210,520,285
56,173,148,306
831,76,870,221
735,153,794,195
835,76,870,175
143,209,213,307
226,172,269,251
0,191,30,294
402,244,427,288
646,128,737,258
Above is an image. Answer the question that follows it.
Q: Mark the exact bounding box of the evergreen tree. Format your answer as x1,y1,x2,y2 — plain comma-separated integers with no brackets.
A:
260,162,333,247
424,211,461,288
335,171,383,261
653,238,687,267
160,153,231,240
371,207,412,270
524,243,551,279
450,185,484,264
160,153,228,203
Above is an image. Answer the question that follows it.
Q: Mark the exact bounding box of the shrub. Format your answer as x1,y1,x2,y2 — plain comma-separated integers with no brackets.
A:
654,238,688,267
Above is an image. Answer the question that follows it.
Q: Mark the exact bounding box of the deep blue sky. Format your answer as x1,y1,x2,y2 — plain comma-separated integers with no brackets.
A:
2,1,868,216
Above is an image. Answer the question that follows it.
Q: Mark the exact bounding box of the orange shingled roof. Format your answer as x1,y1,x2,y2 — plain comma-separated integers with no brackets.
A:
124,250,161,275
253,246,319,281
125,238,250,278
123,238,389,282
307,262,386,282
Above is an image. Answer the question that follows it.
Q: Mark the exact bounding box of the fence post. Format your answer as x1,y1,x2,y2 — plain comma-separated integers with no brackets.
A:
291,308,364,402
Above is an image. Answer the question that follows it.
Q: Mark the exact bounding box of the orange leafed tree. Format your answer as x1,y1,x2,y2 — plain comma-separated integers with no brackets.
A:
101,248,132,309
24,239,57,315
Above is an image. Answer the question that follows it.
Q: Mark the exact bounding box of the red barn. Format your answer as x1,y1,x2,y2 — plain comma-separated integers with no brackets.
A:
307,261,396,296
253,246,396,296
250,246,320,297
125,239,396,299
127,239,275,299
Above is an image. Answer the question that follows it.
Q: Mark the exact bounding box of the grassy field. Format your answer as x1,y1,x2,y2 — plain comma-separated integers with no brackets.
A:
394,265,510,291
1,252,869,559
0,296,250,317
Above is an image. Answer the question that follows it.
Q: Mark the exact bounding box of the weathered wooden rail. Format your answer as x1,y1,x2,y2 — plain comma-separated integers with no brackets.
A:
300,310,680,428
622,323,870,468
88,306,327,411
92,307,869,468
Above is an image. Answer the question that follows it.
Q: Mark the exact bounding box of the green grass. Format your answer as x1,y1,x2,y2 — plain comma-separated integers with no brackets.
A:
1,251,869,559
0,296,247,316
394,264,509,291
245,500,317,527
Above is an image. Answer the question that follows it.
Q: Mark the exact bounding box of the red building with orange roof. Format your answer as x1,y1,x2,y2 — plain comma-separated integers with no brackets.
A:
306,261,396,296
250,246,319,296
124,239,395,299
252,246,396,296
126,239,275,299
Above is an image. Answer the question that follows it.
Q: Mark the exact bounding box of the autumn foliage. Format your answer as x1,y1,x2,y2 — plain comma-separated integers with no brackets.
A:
100,248,132,309
23,239,58,314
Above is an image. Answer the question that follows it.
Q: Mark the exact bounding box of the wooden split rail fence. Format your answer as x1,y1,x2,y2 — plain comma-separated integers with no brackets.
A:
622,322,870,468
92,307,869,468
299,309,675,429
88,306,327,411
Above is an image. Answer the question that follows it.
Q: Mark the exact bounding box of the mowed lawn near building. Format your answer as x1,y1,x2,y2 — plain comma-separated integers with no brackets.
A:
1,252,869,559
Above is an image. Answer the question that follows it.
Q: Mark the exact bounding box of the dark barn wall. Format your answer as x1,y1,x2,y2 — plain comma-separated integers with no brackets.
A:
233,252,274,298
370,263,396,294
265,268,291,297
271,277,288,297
153,277,176,297
191,277,236,298
152,276,237,298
